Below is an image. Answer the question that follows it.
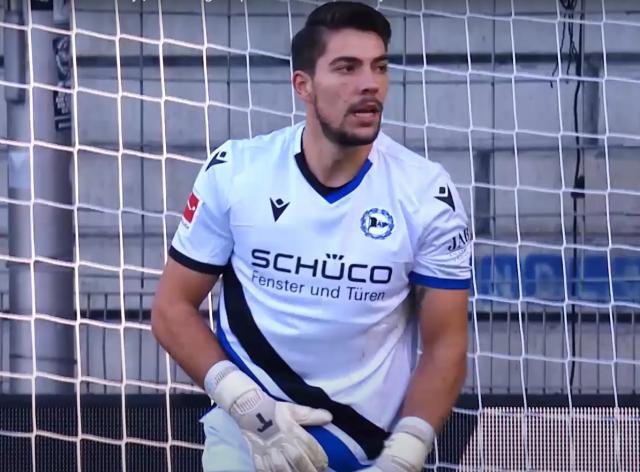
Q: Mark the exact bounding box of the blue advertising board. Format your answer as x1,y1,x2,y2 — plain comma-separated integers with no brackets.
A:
475,253,640,304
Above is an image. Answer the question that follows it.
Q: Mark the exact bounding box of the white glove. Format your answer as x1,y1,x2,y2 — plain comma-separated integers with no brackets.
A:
207,361,333,472
360,417,434,472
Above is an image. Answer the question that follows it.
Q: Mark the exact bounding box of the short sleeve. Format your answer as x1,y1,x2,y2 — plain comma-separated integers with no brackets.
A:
169,142,234,274
409,179,472,289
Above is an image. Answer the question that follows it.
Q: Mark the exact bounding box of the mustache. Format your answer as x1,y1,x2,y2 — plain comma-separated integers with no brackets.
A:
347,99,383,114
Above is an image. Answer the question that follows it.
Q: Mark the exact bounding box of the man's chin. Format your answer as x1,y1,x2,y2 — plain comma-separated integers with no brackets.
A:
343,128,380,146
336,123,382,146
317,114,382,147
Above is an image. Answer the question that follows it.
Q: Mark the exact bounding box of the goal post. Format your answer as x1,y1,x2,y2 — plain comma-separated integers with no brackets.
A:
0,0,639,471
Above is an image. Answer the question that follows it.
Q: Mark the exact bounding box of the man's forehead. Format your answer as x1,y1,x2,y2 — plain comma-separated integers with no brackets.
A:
321,29,386,60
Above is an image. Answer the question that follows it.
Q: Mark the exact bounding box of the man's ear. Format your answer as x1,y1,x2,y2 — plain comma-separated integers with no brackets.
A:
292,70,313,103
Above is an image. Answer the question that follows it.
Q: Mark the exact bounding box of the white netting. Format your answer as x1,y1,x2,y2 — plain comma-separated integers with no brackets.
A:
0,0,639,471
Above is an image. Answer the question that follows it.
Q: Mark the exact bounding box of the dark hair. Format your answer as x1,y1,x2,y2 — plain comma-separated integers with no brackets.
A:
291,1,391,74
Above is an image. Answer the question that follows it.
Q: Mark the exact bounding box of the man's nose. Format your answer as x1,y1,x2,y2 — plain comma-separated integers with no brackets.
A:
359,69,380,95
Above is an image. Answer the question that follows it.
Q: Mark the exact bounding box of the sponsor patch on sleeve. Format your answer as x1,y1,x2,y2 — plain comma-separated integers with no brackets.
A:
446,227,472,263
181,191,200,228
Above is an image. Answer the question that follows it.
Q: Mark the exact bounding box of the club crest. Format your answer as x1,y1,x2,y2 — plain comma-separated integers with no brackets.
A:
361,208,394,240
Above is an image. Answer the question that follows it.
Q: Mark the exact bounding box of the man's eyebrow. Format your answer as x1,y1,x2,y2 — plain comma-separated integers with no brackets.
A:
328,54,389,66
328,56,362,66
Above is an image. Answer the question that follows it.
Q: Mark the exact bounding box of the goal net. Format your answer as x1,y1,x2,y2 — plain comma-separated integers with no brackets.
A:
0,0,639,471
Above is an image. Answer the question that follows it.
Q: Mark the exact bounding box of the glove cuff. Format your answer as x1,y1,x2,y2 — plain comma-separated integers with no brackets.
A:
203,360,238,400
211,368,263,413
394,416,435,447
375,416,435,470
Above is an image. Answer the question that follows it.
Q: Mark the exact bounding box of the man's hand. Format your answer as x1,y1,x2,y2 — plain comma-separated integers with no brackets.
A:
211,362,333,472
360,417,434,472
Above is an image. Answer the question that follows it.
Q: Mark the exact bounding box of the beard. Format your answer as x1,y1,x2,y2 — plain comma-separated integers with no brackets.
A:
313,95,382,147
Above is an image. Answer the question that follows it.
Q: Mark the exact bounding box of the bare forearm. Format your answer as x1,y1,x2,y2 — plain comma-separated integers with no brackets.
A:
151,303,227,389
401,343,466,432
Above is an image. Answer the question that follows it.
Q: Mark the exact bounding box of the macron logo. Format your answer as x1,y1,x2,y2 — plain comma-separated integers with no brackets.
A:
270,198,290,222
205,150,227,171
435,185,455,212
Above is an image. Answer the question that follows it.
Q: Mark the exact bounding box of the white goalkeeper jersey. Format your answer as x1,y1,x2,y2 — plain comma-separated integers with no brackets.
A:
170,122,471,470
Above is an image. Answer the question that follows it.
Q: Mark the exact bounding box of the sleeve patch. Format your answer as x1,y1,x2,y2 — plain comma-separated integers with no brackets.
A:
446,227,471,253
182,192,200,224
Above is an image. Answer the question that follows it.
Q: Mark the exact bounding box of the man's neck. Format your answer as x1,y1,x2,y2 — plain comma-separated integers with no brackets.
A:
301,121,373,188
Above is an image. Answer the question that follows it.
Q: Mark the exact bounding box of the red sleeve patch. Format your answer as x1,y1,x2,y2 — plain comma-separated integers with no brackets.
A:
182,192,200,223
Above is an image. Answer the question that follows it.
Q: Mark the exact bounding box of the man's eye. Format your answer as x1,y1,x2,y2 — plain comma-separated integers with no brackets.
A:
337,64,355,73
377,63,389,73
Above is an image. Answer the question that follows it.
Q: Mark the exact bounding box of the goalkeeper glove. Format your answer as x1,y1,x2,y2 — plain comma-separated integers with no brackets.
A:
205,360,333,472
360,417,435,472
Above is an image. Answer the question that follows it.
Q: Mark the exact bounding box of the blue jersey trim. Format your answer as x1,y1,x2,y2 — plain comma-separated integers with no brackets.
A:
307,426,367,471
409,271,471,289
324,159,373,204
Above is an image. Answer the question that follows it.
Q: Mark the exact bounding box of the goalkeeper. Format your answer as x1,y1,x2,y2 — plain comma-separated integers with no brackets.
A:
152,2,470,471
